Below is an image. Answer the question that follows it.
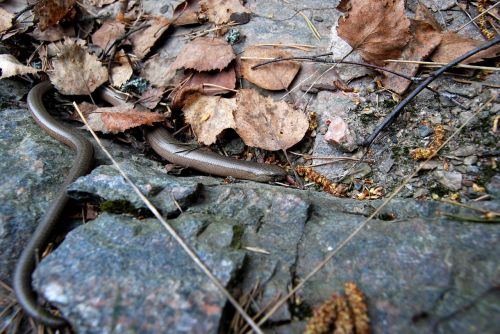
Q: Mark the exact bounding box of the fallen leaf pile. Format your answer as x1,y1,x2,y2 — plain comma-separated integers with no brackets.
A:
337,0,500,93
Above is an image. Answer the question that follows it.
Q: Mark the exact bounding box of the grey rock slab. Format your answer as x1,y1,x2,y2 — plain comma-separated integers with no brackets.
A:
433,171,463,191
296,199,500,334
33,212,245,334
0,91,73,283
67,159,201,216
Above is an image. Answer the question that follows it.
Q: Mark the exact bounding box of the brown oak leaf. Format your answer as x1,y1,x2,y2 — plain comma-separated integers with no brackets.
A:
34,0,76,31
76,102,165,133
130,16,170,59
171,37,235,72
431,32,500,64
200,0,250,25
337,0,411,66
92,20,126,51
240,46,300,90
0,54,40,79
139,87,165,109
140,54,177,87
48,38,108,95
235,89,309,151
182,94,237,145
382,19,442,94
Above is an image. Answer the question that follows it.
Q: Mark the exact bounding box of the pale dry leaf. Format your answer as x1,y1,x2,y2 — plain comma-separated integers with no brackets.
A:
110,49,133,87
170,37,235,72
92,20,126,50
337,0,411,66
0,8,14,33
30,24,75,42
241,46,300,90
431,31,500,64
200,0,250,25
77,101,165,133
141,54,177,87
49,38,108,94
183,93,237,145
130,16,170,59
173,0,204,26
235,89,309,151
35,0,77,31
382,20,442,94
0,54,40,79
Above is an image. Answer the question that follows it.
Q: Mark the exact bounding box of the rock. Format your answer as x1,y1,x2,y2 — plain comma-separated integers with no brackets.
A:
33,213,245,334
67,160,202,216
449,145,478,157
486,175,500,199
324,116,358,152
433,171,463,191
420,160,442,171
463,155,478,165
417,125,433,138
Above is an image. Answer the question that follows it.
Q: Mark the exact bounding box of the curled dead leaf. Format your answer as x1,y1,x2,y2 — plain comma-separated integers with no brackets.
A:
48,38,108,95
173,0,205,26
183,94,237,145
200,0,250,25
170,37,235,72
76,101,165,133
235,89,309,151
35,0,76,31
431,31,500,64
92,20,126,51
241,46,300,90
130,16,170,59
0,8,14,34
337,0,411,66
0,54,40,79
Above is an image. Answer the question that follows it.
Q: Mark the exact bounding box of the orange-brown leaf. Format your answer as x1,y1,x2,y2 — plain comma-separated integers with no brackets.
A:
240,46,300,90
34,0,76,31
382,20,442,94
173,0,204,26
171,37,235,72
431,31,500,64
199,0,250,25
235,89,309,151
337,0,411,66
415,3,442,32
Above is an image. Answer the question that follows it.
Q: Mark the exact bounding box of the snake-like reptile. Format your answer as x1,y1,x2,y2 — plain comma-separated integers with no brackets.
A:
14,81,286,326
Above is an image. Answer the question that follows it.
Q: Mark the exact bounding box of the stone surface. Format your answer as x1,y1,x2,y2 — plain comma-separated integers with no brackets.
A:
433,171,463,191
33,213,245,334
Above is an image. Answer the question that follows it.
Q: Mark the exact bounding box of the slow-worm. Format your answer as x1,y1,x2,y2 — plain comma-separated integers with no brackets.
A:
14,82,286,326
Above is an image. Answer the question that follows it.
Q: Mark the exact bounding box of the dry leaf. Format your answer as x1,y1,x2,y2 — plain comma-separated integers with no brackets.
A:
0,8,14,34
34,0,77,31
92,20,126,51
337,0,411,66
141,54,177,87
139,87,164,109
88,0,116,7
171,37,235,72
415,3,441,31
49,38,108,94
382,20,442,94
200,0,250,25
0,54,40,79
235,89,308,151
30,24,75,42
110,50,132,87
130,16,170,59
76,101,165,133
173,0,205,26
241,46,300,90
431,31,500,64
183,94,237,145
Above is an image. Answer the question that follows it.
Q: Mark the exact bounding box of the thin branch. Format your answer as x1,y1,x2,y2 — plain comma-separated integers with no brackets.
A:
385,59,500,72
455,1,500,32
363,36,499,148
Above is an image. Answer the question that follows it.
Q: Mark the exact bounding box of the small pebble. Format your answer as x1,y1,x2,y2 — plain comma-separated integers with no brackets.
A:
417,125,433,138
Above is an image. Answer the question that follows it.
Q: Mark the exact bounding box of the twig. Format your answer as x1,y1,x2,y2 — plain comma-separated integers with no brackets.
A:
72,103,263,334
253,43,316,51
455,1,500,33
253,94,496,329
363,36,500,148
384,59,500,72
202,83,238,93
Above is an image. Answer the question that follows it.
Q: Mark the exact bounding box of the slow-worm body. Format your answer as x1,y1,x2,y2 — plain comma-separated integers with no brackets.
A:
14,82,286,326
